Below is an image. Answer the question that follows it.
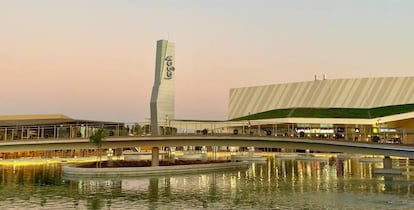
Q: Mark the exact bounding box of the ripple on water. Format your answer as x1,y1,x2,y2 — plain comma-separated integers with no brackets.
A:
2,159,414,209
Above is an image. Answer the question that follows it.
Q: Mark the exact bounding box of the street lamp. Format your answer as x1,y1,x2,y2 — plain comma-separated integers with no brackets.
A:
165,115,169,135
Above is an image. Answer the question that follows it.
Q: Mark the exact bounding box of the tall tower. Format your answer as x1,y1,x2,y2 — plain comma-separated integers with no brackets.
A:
150,40,175,135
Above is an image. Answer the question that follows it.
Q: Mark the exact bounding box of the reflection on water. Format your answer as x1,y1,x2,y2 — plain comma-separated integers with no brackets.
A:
1,157,414,209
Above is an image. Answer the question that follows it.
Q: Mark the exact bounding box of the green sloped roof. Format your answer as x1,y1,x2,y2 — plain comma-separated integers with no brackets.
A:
231,104,414,121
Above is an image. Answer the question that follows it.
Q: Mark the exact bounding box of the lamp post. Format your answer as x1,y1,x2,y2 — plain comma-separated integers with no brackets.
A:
165,115,169,135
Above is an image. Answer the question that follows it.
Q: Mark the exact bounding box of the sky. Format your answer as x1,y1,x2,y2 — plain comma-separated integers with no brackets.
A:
1,0,413,122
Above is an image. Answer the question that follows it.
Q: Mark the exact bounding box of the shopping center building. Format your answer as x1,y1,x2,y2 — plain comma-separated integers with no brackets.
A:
226,76,414,144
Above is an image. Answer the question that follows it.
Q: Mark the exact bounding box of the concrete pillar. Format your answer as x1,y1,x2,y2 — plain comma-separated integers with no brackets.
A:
383,156,392,169
53,126,57,139
373,156,401,174
258,124,261,136
69,125,72,138
152,147,159,166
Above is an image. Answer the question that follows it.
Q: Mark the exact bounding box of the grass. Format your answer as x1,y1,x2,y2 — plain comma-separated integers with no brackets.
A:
231,104,414,121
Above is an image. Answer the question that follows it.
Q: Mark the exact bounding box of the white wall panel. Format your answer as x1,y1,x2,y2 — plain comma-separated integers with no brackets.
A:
228,77,414,119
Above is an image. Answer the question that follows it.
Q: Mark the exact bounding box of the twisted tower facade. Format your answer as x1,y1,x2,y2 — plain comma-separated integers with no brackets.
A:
150,40,175,135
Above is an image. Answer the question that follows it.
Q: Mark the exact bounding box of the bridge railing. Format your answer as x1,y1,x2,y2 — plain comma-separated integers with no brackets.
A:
1,122,413,145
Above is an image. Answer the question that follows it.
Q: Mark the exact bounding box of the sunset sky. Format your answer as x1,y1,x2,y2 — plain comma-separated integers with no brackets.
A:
1,0,413,122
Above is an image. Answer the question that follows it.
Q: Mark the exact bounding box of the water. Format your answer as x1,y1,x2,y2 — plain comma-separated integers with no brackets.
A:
1,157,414,209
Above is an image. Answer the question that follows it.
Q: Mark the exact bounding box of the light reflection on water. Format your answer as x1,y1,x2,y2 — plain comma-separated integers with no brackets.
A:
1,157,414,209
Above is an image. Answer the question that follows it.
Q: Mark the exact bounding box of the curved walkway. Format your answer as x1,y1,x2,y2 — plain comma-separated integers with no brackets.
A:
2,135,414,158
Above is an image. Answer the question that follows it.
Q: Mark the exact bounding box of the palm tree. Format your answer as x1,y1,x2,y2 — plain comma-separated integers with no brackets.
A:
89,128,107,168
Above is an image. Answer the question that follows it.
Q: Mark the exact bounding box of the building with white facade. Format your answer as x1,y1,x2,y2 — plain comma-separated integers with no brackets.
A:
150,40,176,135
227,76,414,143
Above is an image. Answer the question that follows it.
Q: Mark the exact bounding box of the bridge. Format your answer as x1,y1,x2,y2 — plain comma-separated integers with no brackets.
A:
1,135,414,158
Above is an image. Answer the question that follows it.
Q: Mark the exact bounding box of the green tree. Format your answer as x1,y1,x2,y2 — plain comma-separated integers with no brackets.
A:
134,123,143,135
89,128,107,168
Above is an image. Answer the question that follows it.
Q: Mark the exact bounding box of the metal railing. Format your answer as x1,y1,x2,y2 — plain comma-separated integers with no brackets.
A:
1,122,413,145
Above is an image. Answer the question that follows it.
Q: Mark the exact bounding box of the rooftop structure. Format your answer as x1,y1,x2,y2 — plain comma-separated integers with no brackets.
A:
227,76,414,143
229,76,414,121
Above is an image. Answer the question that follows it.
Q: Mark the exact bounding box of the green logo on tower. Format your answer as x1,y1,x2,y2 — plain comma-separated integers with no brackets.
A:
165,56,175,79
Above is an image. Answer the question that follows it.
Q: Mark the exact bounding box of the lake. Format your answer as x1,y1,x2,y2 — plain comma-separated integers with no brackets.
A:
1,156,414,209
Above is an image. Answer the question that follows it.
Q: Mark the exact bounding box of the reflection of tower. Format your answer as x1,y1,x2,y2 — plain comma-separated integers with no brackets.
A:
150,40,175,135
